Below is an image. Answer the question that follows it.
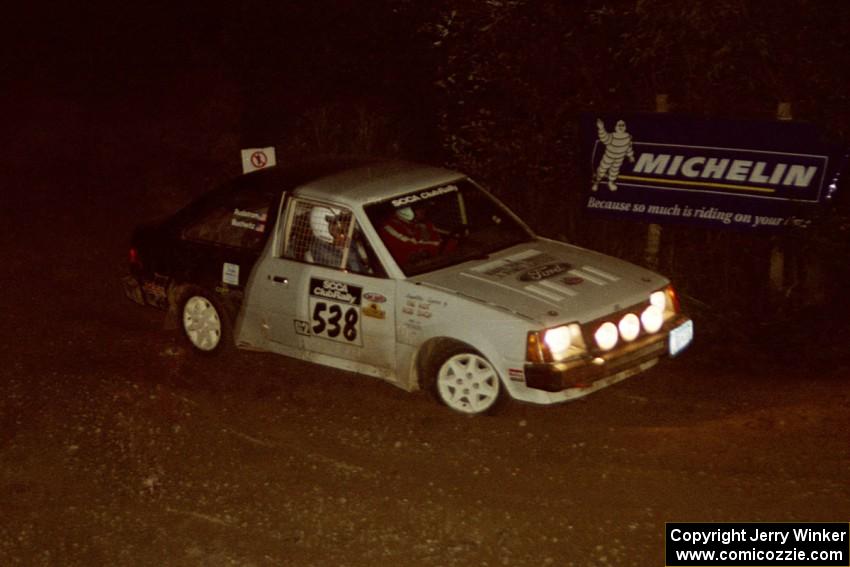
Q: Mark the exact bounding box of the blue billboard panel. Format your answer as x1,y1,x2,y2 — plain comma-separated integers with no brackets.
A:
580,113,843,230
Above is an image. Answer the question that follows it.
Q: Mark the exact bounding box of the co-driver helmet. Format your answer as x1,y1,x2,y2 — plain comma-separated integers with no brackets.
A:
310,205,344,244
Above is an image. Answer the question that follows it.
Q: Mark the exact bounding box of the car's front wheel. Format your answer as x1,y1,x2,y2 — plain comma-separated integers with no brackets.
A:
179,287,232,355
427,343,504,415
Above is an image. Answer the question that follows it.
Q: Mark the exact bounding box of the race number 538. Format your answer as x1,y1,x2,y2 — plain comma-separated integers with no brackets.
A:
310,299,361,344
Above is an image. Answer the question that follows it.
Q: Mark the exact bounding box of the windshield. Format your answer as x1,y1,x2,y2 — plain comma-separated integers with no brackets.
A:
365,179,534,276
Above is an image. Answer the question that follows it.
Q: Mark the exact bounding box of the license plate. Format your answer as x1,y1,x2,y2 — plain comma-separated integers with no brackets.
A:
669,320,693,357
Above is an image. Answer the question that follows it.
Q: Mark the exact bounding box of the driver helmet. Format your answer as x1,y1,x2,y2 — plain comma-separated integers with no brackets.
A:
396,206,415,222
310,205,344,244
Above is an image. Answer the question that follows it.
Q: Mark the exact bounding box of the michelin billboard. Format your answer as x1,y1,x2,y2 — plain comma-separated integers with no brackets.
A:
581,113,845,230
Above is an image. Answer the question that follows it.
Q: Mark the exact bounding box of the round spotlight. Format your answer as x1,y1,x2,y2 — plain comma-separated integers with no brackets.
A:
594,321,618,351
650,291,667,310
618,313,640,342
641,305,664,334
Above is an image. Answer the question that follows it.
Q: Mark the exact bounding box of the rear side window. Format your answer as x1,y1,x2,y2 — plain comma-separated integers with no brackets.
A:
181,180,275,250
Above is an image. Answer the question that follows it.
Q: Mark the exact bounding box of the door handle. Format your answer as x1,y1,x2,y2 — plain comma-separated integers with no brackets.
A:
270,275,288,285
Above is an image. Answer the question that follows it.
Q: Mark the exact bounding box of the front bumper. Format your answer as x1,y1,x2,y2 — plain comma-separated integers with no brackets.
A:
524,315,692,393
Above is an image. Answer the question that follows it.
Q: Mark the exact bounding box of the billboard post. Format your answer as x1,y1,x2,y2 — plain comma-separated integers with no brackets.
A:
769,102,793,296
644,94,668,271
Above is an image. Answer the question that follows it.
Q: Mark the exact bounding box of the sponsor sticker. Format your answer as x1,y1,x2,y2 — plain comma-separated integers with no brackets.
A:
362,303,386,319
222,262,240,285
480,253,553,279
294,320,311,336
231,208,268,233
233,208,268,221
391,184,459,208
309,278,362,305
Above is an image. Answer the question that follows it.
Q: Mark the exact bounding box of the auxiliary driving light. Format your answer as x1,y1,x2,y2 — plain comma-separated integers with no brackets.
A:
618,313,640,342
594,321,618,351
641,304,664,334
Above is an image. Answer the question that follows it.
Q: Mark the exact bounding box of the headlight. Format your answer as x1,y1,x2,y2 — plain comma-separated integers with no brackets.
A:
543,325,571,359
650,291,666,310
594,321,618,351
618,313,640,342
641,304,664,333
642,285,679,334
650,285,680,313
527,323,583,362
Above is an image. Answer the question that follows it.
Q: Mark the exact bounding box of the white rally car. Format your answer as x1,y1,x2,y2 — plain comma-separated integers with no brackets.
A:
123,158,693,415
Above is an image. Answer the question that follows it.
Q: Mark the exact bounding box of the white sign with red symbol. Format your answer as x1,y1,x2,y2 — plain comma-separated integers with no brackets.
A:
240,146,277,174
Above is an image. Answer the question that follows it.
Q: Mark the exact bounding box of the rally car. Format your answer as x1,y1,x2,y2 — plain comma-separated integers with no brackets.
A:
123,158,692,415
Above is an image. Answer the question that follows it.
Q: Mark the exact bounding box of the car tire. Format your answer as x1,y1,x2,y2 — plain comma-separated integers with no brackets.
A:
425,342,504,415
178,286,233,355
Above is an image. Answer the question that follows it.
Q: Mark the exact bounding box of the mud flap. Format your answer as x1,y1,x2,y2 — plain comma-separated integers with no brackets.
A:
164,283,183,330
122,275,145,306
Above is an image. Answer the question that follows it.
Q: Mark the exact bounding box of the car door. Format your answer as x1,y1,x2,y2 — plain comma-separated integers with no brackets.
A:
287,199,397,377
240,194,309,351
300,265,396,377
246,253,308,351
243,197,397,377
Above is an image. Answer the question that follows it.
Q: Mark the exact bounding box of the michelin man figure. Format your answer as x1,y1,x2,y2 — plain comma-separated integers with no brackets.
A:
592,118,635,191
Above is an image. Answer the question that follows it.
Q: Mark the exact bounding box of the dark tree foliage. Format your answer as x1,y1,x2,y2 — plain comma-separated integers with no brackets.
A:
415,0,850,326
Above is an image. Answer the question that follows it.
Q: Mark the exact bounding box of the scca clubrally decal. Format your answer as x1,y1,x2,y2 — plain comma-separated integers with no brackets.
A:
310,278,362,305
308,278,363,345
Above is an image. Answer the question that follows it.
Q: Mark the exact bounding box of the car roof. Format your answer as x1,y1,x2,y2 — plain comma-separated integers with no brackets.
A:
248,157,467,208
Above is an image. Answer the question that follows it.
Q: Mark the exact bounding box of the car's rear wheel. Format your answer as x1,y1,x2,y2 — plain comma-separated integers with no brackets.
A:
180,287,232,355
427,343,503,415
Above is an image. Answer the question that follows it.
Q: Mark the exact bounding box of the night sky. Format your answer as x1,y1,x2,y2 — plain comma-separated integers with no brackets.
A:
6,2,439,155
9,2,850,160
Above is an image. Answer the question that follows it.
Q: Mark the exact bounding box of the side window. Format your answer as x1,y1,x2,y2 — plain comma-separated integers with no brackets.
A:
283,199,383,276
182,205,269,249
182,189,271,250
283,200,318,262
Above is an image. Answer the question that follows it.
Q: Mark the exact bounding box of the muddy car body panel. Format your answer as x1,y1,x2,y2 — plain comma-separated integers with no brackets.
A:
124,158,693,413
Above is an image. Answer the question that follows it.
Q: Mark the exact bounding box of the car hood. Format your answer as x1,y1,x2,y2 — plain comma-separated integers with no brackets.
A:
411,239,669,327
